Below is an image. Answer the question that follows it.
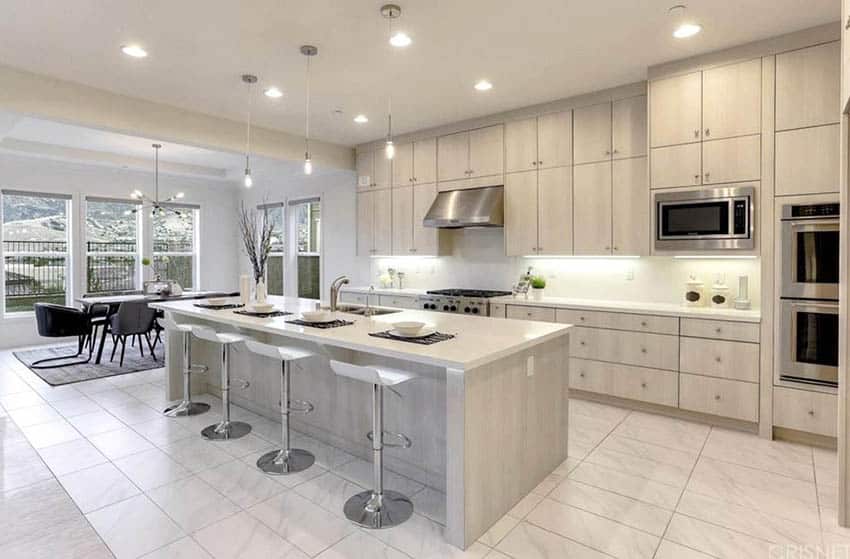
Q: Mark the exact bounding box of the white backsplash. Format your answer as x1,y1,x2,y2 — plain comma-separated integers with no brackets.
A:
355,228,761,307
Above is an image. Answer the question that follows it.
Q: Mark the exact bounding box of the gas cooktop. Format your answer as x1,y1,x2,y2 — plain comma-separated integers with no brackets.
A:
425,289,512,298
419,289,512,315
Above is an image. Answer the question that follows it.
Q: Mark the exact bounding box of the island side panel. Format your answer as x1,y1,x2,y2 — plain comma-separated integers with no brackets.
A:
454,333,570,548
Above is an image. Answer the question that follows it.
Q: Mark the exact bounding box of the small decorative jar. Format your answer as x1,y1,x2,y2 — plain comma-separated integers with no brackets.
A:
684,275,705,307
710,276,731,308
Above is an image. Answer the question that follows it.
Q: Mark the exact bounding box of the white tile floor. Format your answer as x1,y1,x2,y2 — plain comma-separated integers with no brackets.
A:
1,347,850,559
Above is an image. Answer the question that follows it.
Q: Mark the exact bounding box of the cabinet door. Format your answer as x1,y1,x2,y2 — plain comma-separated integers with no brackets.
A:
391,186,413,255
776,41,840,131
357,191,374,255
701,134,760,185
437,131,469,182
612,96,647,159
392,143,414,187
649,71,702,147
702,58,762,140
413,182,439,255
775,124,840,195
537,166,573,255
413,138,437,184
650,143,701,189
356,151,374,190
469,125,504,178
612,157,648,256
504,170,539,256
573,162,613,255
537,110,573,169
844,0,850,112
505,118,538,173
574,102,612,165
373,152,392,189
372,188,392,255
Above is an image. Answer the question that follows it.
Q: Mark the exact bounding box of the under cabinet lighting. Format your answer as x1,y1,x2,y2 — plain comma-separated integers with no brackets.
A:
370,255,436,259
264,87,283,98
673,255,757,260
522,255,641,259
121,45,148,58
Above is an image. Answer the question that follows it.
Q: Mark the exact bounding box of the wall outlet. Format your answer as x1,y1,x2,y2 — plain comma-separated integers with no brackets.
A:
526,355,535,376
625,268,634,281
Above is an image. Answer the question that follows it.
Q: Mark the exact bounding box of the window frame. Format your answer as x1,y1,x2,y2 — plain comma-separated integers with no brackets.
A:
151,203,200,291
84,196,143,295
259,202,285,296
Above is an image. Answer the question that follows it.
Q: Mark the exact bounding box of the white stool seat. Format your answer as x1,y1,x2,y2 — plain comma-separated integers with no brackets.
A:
159,316,194,333
243,340,314,362
329,361,417,387
192,326,248,345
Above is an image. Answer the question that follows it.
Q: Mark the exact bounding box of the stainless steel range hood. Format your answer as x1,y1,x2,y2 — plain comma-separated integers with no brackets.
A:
423,186,504,228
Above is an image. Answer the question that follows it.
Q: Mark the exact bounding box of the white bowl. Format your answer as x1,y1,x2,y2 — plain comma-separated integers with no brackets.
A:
302,310,332,322
206,297,229,306
248,303,275,313
392,321,427,336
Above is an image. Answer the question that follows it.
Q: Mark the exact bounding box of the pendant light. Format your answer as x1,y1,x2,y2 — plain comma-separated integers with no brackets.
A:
381,4,402,160
129,144,185,217
241,74,257,188
301,45,318,175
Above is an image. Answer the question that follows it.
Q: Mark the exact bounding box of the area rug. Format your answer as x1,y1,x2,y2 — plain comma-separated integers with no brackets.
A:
14,339,162,386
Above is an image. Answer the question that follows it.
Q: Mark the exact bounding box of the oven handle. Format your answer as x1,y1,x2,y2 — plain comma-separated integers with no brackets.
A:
788,218,839,228
786,301,839,311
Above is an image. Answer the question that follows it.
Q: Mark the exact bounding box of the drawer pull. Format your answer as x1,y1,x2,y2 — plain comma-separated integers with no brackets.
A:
640,347,647,354
579,372,585,378
808,410,815,416
640,382,647,388
527,312,533,317
579,316,586,322
580,341,587,346
715,327,722,334
714,394,721,401
715,356,722,363
640,321,647,327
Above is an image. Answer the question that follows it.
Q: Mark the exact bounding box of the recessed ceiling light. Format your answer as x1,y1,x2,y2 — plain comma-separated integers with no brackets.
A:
673,22,702,38
354,114,369,124
121,44,148,58
389,32,412,47
264,86,283,98
474,80,493,91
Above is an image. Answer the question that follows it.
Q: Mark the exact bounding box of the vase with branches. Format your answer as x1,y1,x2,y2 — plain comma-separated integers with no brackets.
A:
238,202,274,302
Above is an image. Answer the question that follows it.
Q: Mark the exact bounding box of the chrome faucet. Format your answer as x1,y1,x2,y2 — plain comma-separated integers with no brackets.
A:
329,275,350,312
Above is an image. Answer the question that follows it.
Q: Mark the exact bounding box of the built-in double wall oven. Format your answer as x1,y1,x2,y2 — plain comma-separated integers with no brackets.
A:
779,202,839,388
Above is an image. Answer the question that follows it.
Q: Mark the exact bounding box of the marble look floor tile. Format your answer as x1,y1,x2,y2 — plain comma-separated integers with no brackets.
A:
613,412,709,454
569,409,624,434
477,514,520,547
132,417,196,446
370,512,490,559
0,441,55,491
148,476,240,533
49,395,103,418
290,433,357,470
108,401,163,425
701,428,815,481
140,537,212,559
496,521,610,559
123,383,168,403
570,400,630,424
216,433,274,459
0,390,46,410
66,409,126,436
292,471,367,519
819,506,850,538
240,448,327,488
315,531,409,559
113,447,193,491
814,447,838,488
507,492,545,520
197,459,287,507
690,456,818,506
74,377,123,395
87,494,185,559
89,426,155,459
88,388,139,408
818,482,839,510
58,461,140,513
247,491,354,556
483,551,511,559
410,486,447,526
653,540,715,559
548,478,672,536
568,461,681,510
583,447,692,488
160,438,237,474
194,511,308,559
0,514,114,559
19,418,81,449
7,402,63,426
333,458,424,496
596,434,699,471
526,498,658,559
0,479,82,547
677,490,822,546
37,437,108,476
29,382,84,403
664,513,775,559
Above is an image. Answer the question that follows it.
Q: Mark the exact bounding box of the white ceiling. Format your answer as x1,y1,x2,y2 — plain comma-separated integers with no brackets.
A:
0,0,839,146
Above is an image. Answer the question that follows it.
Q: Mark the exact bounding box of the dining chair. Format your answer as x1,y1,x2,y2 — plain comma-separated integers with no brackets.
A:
107,300,158,366
32,303,93,369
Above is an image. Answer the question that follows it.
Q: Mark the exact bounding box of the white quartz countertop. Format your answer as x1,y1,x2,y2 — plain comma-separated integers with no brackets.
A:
340,286,427,296
150,296,571,370
491,295,761,323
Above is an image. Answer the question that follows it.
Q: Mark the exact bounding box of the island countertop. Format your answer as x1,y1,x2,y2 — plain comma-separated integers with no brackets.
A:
150,295,571,370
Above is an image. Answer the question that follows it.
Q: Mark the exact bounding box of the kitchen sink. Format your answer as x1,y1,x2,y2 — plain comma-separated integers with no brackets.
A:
334,305,402,316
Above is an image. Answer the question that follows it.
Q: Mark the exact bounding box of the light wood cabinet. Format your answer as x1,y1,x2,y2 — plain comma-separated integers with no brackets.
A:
412,182,439,254
392,143,414,187
391,186,414,254
776,41,840,131
437,131,470,182
570,327,680,371
537,111,573,169
775,124,840,195
389,183,441,256
505,118,538,173
489,302,507,318
413,138,437,184
356,189,393,256
773,386,837,437
339,291,378,306
504,170,540,256
378,294,418,309
573,161,612,255
679,374,759,422
356,150,375,191
556,308,679,335
701,134,761,185
373,152,392,189
680,318,759,343
650,71,702,148
612,96,647,159
574,103,612,165
571,359,679,408
650,143,702,189
844,0,850,111
537,167,573,255
469,125,504,178
505,305,556,322
612,157,648,256
702,58,762,140
679,337,760,383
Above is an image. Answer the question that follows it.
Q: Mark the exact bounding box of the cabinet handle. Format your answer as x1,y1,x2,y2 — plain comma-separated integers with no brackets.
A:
538,160,543,165
409,248,416,253
846,15,850,29
532,161,538,166
641,382,647,388
640,347,647,354
714,394,721,401
715,327,722,334
409,178,413,182
694,129,700,138
579,316,586,322
613,246,619,251
579,372,585,378
705,128,710,137
640,321,648,327
808,410,815,416
704,172,710,181
694,174,700,183
604,245,611,251
580,341,586,346
612,149,619,155
604,150,611,156
715,356,722,363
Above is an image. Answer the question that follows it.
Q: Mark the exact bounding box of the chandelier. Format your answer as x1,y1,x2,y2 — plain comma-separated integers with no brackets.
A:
129,143,187,217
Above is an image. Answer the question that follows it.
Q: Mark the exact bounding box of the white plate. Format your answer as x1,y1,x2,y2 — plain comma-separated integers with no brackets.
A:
301,313,337,323
205,298,230,306
389,326,436,339
247,304,275,313
392,321,427,336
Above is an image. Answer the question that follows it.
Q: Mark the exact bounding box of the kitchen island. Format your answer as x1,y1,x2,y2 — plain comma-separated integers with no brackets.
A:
150,295,571,549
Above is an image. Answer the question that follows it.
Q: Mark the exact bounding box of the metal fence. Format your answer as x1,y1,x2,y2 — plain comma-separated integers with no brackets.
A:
3,240,68,312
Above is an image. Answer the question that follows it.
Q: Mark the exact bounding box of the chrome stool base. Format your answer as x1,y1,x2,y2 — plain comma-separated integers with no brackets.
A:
344,490,414,529
201,420,251,441
163,401,210,417
256,448,315,475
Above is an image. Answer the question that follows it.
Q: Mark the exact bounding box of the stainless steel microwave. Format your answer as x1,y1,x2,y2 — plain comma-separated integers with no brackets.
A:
655,186,755,251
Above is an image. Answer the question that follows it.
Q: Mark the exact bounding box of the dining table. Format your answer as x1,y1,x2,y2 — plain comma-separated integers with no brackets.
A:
76,290,237,364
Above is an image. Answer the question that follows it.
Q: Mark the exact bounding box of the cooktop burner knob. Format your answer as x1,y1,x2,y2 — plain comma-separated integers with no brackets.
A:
443,305,450,311
472,307,479,314
464,307,471,313
450,305,457,312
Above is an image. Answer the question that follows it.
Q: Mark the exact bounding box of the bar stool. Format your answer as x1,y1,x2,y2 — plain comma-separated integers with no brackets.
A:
243,340,316,475
329,360,416,529
192,326,253,440
160,316,210,417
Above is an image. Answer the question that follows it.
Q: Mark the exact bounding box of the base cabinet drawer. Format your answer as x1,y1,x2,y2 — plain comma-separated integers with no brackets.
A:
490,303,506,318
556,308,679,335
773,386,837,437
378,295,418,309
339,292,377,306
679,374,759,422
570,327,679,370
680,318,760,343
679,337,759,382
506,305,556,322
570,359,678,407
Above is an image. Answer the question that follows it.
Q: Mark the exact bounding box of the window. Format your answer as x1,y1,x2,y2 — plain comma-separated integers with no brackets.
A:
292,199,321,299
85,198,140,294
1,191,71,314
264,205,285,296
152,205,198,290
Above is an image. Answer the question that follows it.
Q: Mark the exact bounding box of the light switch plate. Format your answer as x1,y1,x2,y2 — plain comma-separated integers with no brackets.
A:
527,355,535,376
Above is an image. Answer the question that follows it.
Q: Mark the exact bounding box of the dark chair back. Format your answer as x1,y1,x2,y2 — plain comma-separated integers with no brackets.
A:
34,303,90,338
109,300,157,336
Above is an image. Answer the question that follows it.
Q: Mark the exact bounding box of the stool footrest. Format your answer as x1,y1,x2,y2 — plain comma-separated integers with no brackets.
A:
233,378,250,389
188,364,208,374
367,430,412,449
286,399,314,414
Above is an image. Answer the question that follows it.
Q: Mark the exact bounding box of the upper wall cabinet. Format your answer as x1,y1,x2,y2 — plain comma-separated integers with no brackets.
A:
437,125,504,186
357,189,392,256
776,41,840,131
612,96,648,159
356,150,391,191
437,131,470,182
575,96,647,165
504,167,573,256
505,111,573,173
574,103,613,165
505,117,539,173
649,71,702,147
702,58,762,140
393,138,438,187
